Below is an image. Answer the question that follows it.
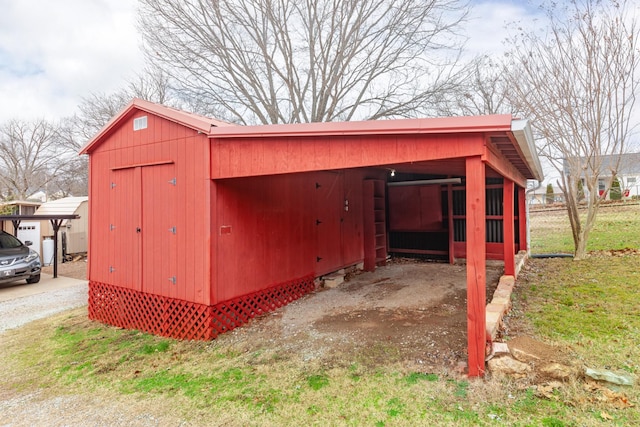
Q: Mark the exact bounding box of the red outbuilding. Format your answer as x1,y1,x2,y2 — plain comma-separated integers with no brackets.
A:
80,99,543,377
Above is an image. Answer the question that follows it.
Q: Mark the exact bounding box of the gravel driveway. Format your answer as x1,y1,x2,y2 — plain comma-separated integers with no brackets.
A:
0,273,188,426
0,278,87,333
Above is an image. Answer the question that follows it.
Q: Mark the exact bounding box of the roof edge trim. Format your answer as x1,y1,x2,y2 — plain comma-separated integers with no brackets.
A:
511,119,544,181
208,115,513,139
79,98,234,155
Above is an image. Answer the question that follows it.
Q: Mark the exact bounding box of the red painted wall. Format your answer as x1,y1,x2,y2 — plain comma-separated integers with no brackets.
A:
388,185,443,231
87,111,213,305
211,134,484,179
213,168,376,302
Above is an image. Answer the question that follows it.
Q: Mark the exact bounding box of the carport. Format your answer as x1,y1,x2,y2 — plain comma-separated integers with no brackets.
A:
81,99,543,377
208,115,543,376
0,214,80,278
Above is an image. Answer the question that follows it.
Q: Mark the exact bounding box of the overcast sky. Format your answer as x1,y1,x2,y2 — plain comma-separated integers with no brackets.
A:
0,0,143,123
0,0,539,124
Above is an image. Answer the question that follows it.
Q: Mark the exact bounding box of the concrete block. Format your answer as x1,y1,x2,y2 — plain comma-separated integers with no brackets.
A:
493,287,512,299
486,302,505,314
491,297,511,313
496,282,514,293
499,275,515,287
486,309,502,337
486,320,498,339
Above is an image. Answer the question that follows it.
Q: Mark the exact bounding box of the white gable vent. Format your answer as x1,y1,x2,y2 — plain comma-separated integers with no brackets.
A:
133,116,148,131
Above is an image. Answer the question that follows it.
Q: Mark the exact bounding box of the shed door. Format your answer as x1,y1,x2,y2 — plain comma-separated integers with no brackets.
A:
108,167,142,289
315,171,344,276
141,163,177,298
108,164,176,297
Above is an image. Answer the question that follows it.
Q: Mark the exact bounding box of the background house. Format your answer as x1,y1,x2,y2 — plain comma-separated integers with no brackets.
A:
528,183,565,205
565,152,640,200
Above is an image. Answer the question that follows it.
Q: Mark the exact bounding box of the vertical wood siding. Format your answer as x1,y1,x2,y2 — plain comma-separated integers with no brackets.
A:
211,134,485,179
87,112,212,305
214,169,372,302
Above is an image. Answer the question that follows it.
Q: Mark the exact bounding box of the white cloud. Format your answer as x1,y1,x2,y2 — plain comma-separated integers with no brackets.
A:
464,1,544,57
0,0,144,122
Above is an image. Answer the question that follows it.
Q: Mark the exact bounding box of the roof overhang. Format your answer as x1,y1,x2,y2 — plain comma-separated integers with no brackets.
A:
511,119,544,181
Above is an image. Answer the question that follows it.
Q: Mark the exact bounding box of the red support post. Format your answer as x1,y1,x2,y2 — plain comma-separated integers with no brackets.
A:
518,186,528,252
465,156,486,377
503,180,515,276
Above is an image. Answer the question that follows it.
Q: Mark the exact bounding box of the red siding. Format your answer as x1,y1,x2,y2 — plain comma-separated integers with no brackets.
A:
341,170,370,265
87,112,212,305
211,134,485,178
215,169,372,302
388,185,443,231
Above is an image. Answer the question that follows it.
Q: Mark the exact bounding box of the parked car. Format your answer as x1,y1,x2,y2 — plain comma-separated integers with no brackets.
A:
0,231,41,284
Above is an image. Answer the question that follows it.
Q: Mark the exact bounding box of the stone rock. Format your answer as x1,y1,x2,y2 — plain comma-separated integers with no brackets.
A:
508,336,565,364
323,274,344,288
584,368,635,387
492,342,510,355
487,355,532,378
539,362,580,381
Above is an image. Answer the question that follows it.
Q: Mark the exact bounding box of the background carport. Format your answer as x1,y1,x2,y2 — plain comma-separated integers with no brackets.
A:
209,115,543,377
0,214,80,279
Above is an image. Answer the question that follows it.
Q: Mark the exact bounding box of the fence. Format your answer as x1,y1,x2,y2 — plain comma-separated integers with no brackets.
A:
528,201,640,255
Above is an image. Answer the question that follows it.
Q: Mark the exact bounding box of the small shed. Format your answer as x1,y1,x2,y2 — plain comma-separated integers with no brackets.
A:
35,196,88,261
80,99,543,377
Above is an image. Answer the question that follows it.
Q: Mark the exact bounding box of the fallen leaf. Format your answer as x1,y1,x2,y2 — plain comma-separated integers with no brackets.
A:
600,411,613,420
536,382,561,400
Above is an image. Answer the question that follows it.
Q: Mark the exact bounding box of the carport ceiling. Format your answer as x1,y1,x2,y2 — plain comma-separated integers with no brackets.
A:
383,159,504,179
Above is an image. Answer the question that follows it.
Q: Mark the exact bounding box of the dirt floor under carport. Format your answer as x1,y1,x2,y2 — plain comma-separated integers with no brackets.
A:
219,257,504,373
42,257,504,373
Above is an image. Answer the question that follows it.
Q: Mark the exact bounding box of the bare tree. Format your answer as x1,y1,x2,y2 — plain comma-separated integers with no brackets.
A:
76,67,176,141
138,0,470,124
45,156,88,197
438,56,512,116
0,119,74,201
504,0,639,259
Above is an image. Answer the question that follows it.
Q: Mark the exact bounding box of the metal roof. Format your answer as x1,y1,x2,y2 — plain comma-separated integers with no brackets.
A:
80,98,544,182
35,196,88,216
0,200,42,207
208,114,514,137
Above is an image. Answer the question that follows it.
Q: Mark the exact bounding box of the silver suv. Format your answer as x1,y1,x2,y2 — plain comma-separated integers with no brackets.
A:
0,231,41,284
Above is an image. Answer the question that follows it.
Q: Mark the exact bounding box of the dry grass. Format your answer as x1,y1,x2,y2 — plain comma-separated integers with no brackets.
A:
2,206,639,425
3,279,639,427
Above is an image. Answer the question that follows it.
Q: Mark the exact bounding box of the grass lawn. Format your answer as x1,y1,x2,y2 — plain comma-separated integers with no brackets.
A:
3,255,639,426
1,205,638,426
529,202,640,254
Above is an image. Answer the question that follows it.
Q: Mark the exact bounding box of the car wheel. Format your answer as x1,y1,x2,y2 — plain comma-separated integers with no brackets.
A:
26,274,41,284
